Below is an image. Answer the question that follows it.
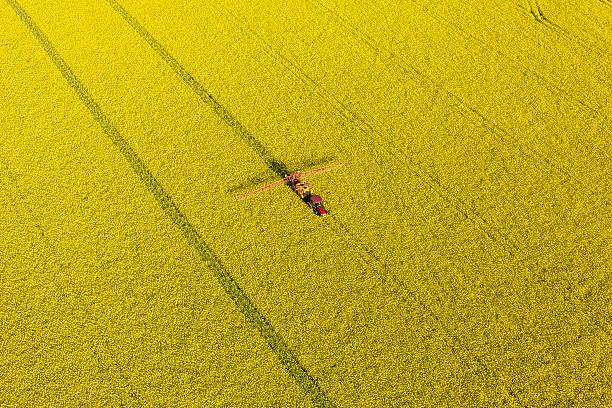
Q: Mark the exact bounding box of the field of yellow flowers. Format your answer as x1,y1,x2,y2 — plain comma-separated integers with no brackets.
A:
1,0,610,406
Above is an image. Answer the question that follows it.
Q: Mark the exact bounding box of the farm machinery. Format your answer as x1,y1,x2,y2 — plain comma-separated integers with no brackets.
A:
238,162,345,216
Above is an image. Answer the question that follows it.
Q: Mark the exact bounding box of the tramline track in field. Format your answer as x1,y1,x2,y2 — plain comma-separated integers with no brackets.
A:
4,1,337,406
104,0,294,180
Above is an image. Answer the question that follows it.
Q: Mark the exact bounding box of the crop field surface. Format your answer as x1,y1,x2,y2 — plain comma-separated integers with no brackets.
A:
0,0,610,406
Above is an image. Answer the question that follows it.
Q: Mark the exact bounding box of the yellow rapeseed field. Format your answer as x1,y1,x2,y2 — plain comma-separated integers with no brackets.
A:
1,0,610,406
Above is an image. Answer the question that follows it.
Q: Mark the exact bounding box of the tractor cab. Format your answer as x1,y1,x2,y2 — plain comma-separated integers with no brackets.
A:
310,195,323,204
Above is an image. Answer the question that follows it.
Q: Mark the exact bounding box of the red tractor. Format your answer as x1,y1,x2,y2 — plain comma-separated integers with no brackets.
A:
238,162,344,216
